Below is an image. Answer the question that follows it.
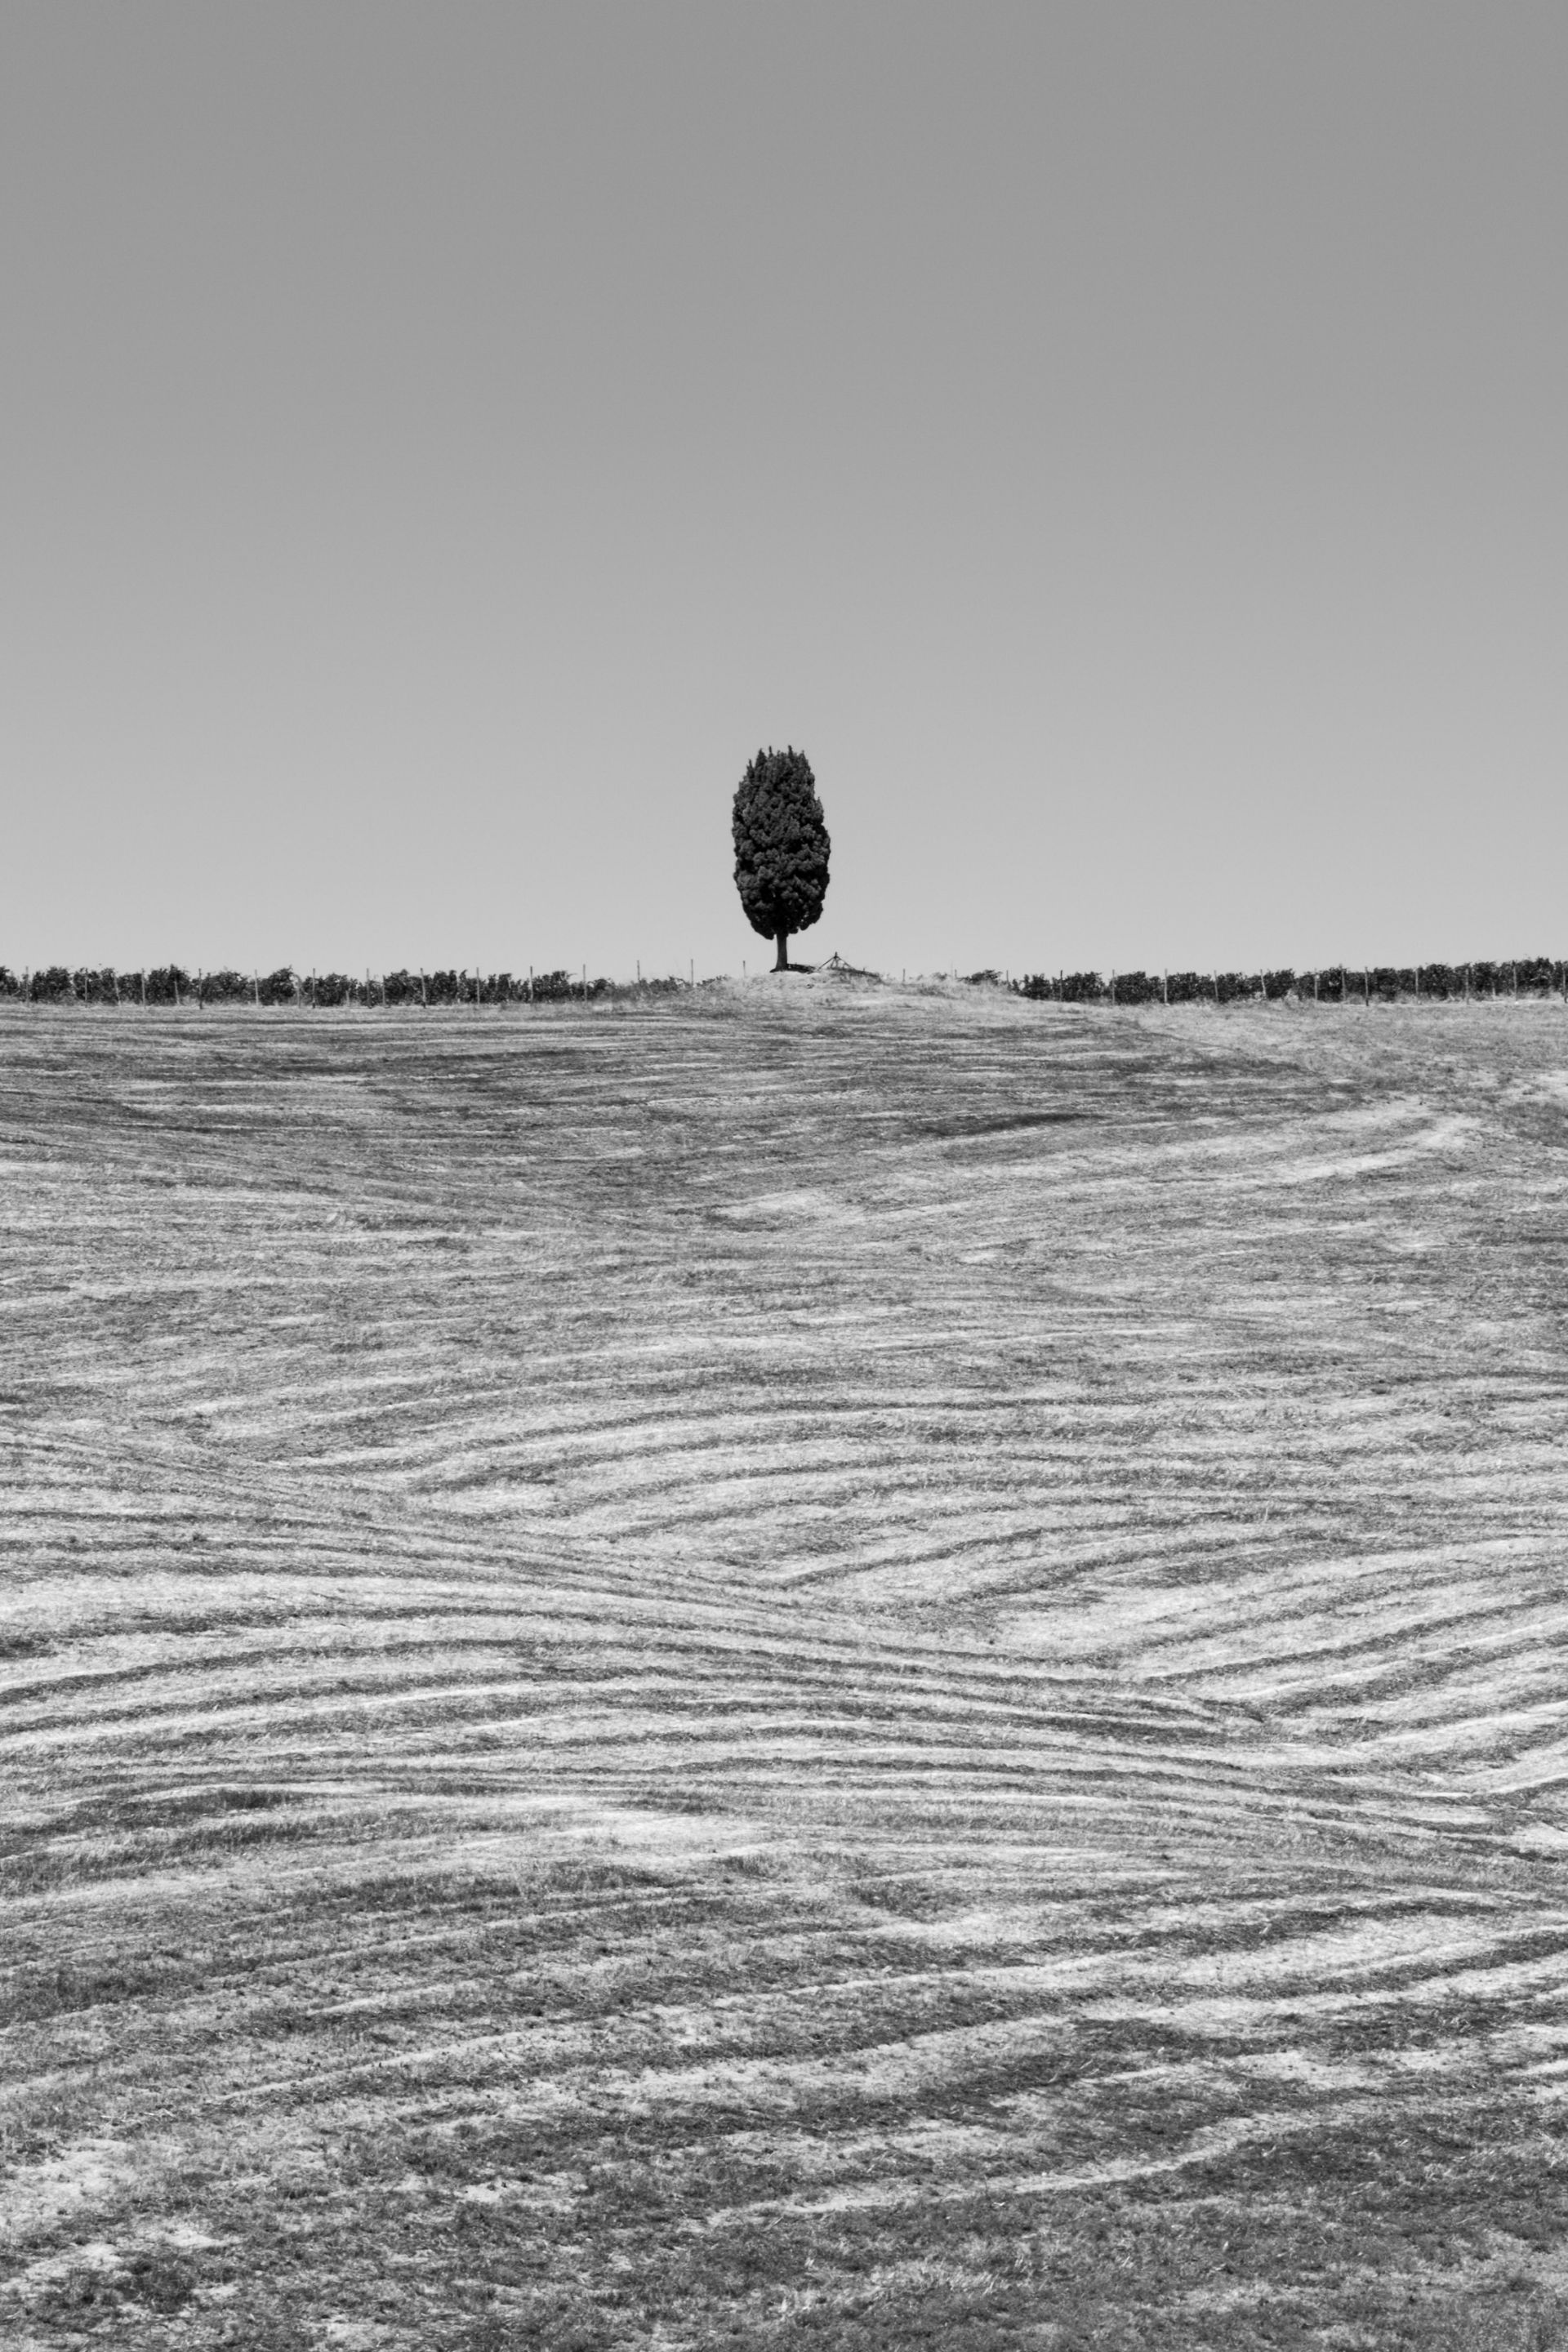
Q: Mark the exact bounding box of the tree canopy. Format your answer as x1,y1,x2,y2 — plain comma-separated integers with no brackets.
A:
732,746,830,969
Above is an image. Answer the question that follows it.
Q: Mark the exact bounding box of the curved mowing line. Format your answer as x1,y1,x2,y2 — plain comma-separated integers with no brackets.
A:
7,1000,1568,2343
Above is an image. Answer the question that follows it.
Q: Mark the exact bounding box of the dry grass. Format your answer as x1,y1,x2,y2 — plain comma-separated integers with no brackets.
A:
4,981,1568,2348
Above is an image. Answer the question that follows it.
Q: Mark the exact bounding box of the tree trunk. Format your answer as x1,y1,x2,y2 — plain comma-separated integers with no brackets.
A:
773,931,790,971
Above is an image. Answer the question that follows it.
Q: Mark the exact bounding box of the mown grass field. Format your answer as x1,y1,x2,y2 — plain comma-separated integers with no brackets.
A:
4,982,1568,2350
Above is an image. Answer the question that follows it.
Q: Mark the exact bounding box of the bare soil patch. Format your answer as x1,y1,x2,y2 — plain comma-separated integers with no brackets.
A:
4,992,1568,2346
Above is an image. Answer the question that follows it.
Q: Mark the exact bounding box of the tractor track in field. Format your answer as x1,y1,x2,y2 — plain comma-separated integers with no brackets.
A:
4,989,1568,2347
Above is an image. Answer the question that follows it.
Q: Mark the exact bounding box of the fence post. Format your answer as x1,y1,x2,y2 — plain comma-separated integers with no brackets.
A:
253,971,261,1008
528,966,533,1005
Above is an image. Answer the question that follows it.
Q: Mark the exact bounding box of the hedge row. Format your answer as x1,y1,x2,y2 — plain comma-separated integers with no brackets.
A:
4,961,1566,1007
1010,961,1568,1004
0,967,686,1006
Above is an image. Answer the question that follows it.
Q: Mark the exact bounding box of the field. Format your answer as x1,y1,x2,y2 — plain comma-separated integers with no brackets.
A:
4,982,1568,2350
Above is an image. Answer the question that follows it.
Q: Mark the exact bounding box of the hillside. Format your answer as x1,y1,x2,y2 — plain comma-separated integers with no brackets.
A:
3,987,1568,2349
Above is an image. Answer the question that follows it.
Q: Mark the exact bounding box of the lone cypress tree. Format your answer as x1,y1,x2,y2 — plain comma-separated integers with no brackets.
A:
732,746,831,971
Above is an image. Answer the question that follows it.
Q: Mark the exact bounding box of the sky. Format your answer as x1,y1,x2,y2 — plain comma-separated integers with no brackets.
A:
2,2,1564,980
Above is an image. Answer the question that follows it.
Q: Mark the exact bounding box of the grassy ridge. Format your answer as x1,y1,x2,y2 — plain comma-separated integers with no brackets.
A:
3,992,1568,2347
